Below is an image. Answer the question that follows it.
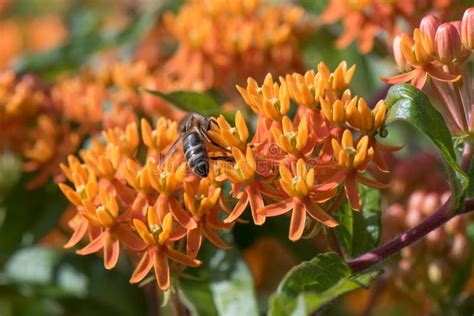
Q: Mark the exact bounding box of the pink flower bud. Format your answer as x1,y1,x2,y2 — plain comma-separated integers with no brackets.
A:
435,22,463,63
393,34,410,71
461,7,474,49
420,15,441,44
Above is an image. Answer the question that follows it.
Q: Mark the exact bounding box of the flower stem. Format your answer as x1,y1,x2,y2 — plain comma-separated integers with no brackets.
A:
348,198,474,273
348,143,474,273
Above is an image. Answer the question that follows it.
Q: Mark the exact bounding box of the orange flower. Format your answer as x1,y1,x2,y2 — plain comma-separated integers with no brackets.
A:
270,116,310,156
259,159,338,241
183,178,232,257
141,117,178,152
208,111,249,150
131,212,201,290
332,130,388,210
219,146,266,225
236,74,290,121
383,29,461,89
346,98,386,135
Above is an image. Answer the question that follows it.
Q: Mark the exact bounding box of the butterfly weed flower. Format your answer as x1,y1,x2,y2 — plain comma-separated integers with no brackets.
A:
56,60,396,289
259,159,339,241
384,8,474,136
131,212,201,290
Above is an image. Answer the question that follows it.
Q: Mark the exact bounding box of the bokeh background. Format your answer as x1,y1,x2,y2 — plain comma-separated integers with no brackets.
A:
1,0,474,315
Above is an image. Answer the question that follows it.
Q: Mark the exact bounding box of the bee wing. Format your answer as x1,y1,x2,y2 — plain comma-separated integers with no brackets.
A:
161,137,182,165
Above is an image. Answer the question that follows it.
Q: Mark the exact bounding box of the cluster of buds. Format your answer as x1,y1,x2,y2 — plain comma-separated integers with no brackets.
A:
162,0,311,91
385,7,474,135
58,61,398,290
321,0,453,53
384,190,471,294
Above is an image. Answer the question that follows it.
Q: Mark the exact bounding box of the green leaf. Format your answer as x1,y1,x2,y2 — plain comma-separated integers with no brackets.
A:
179,232,258,316
141,89,221,116
385,84,468,207
334,186,382,257
0,178,68,263
268,252,379,315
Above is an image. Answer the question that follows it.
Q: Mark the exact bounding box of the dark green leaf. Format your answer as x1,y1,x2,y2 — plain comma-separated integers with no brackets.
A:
269,252,379,315
141,89,221,116
334,186,382,257
178,232,258,316
351,186,382,256
0,178,68,263
385,84,468,207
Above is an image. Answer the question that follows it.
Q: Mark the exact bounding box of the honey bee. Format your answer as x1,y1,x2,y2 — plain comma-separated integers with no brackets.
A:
164,113,233,177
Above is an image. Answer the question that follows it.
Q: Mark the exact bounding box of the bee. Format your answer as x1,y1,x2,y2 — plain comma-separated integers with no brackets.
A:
164,113,233,177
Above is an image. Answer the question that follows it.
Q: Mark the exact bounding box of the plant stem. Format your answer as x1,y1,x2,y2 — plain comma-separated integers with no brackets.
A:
348,198,474,273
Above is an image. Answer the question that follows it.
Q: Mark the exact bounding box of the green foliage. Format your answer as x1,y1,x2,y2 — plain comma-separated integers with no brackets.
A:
385,84,468,207
142,89,221,116
1,246,147,316
13,7,159,78
334,186,382,257
269,252,379,315
0,177,68,263
179,232,259,316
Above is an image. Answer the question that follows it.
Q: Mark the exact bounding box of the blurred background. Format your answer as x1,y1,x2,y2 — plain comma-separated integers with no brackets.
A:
1,0,474,315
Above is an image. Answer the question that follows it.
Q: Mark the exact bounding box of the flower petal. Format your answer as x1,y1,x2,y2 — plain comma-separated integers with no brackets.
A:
224,192,249,223
130,251,153,284
153,250,170,290
77,233,105,255
202,224,231,249
289,201,306,241
104,232,120,270
260,198,294,217
345,175,361,211
186,228,203,258
166,247,201,267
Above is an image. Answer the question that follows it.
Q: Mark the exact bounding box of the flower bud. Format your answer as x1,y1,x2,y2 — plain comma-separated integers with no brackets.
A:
407,190,425,212
450,234,469,264
420,15,441,44
461,7,474,49
420,192,440,216
393,35,410,71
435,22,463,63
405,207,422,227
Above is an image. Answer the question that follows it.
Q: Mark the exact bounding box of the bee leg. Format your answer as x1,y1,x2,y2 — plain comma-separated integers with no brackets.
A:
199,125,231,152
210,156,235,162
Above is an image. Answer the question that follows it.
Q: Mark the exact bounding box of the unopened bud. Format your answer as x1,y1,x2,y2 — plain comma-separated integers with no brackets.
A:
450,234,469,264
420,15,441,44
461,7,474,49
393,35,410,71
408,190,425,212
421,192,440,216
435,23,463,63
405,207,422,227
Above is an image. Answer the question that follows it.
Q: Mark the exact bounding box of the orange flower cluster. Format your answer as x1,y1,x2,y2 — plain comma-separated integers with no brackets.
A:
162,0,311,91
0,61,180,188
321,0,453,53
384,7,474,135
58,61,397,290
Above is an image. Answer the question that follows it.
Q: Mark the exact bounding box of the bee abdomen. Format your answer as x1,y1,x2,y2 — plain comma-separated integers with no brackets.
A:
183,132,209,177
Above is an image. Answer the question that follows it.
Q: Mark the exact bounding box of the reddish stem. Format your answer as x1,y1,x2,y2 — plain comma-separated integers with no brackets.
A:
348,143,474,272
